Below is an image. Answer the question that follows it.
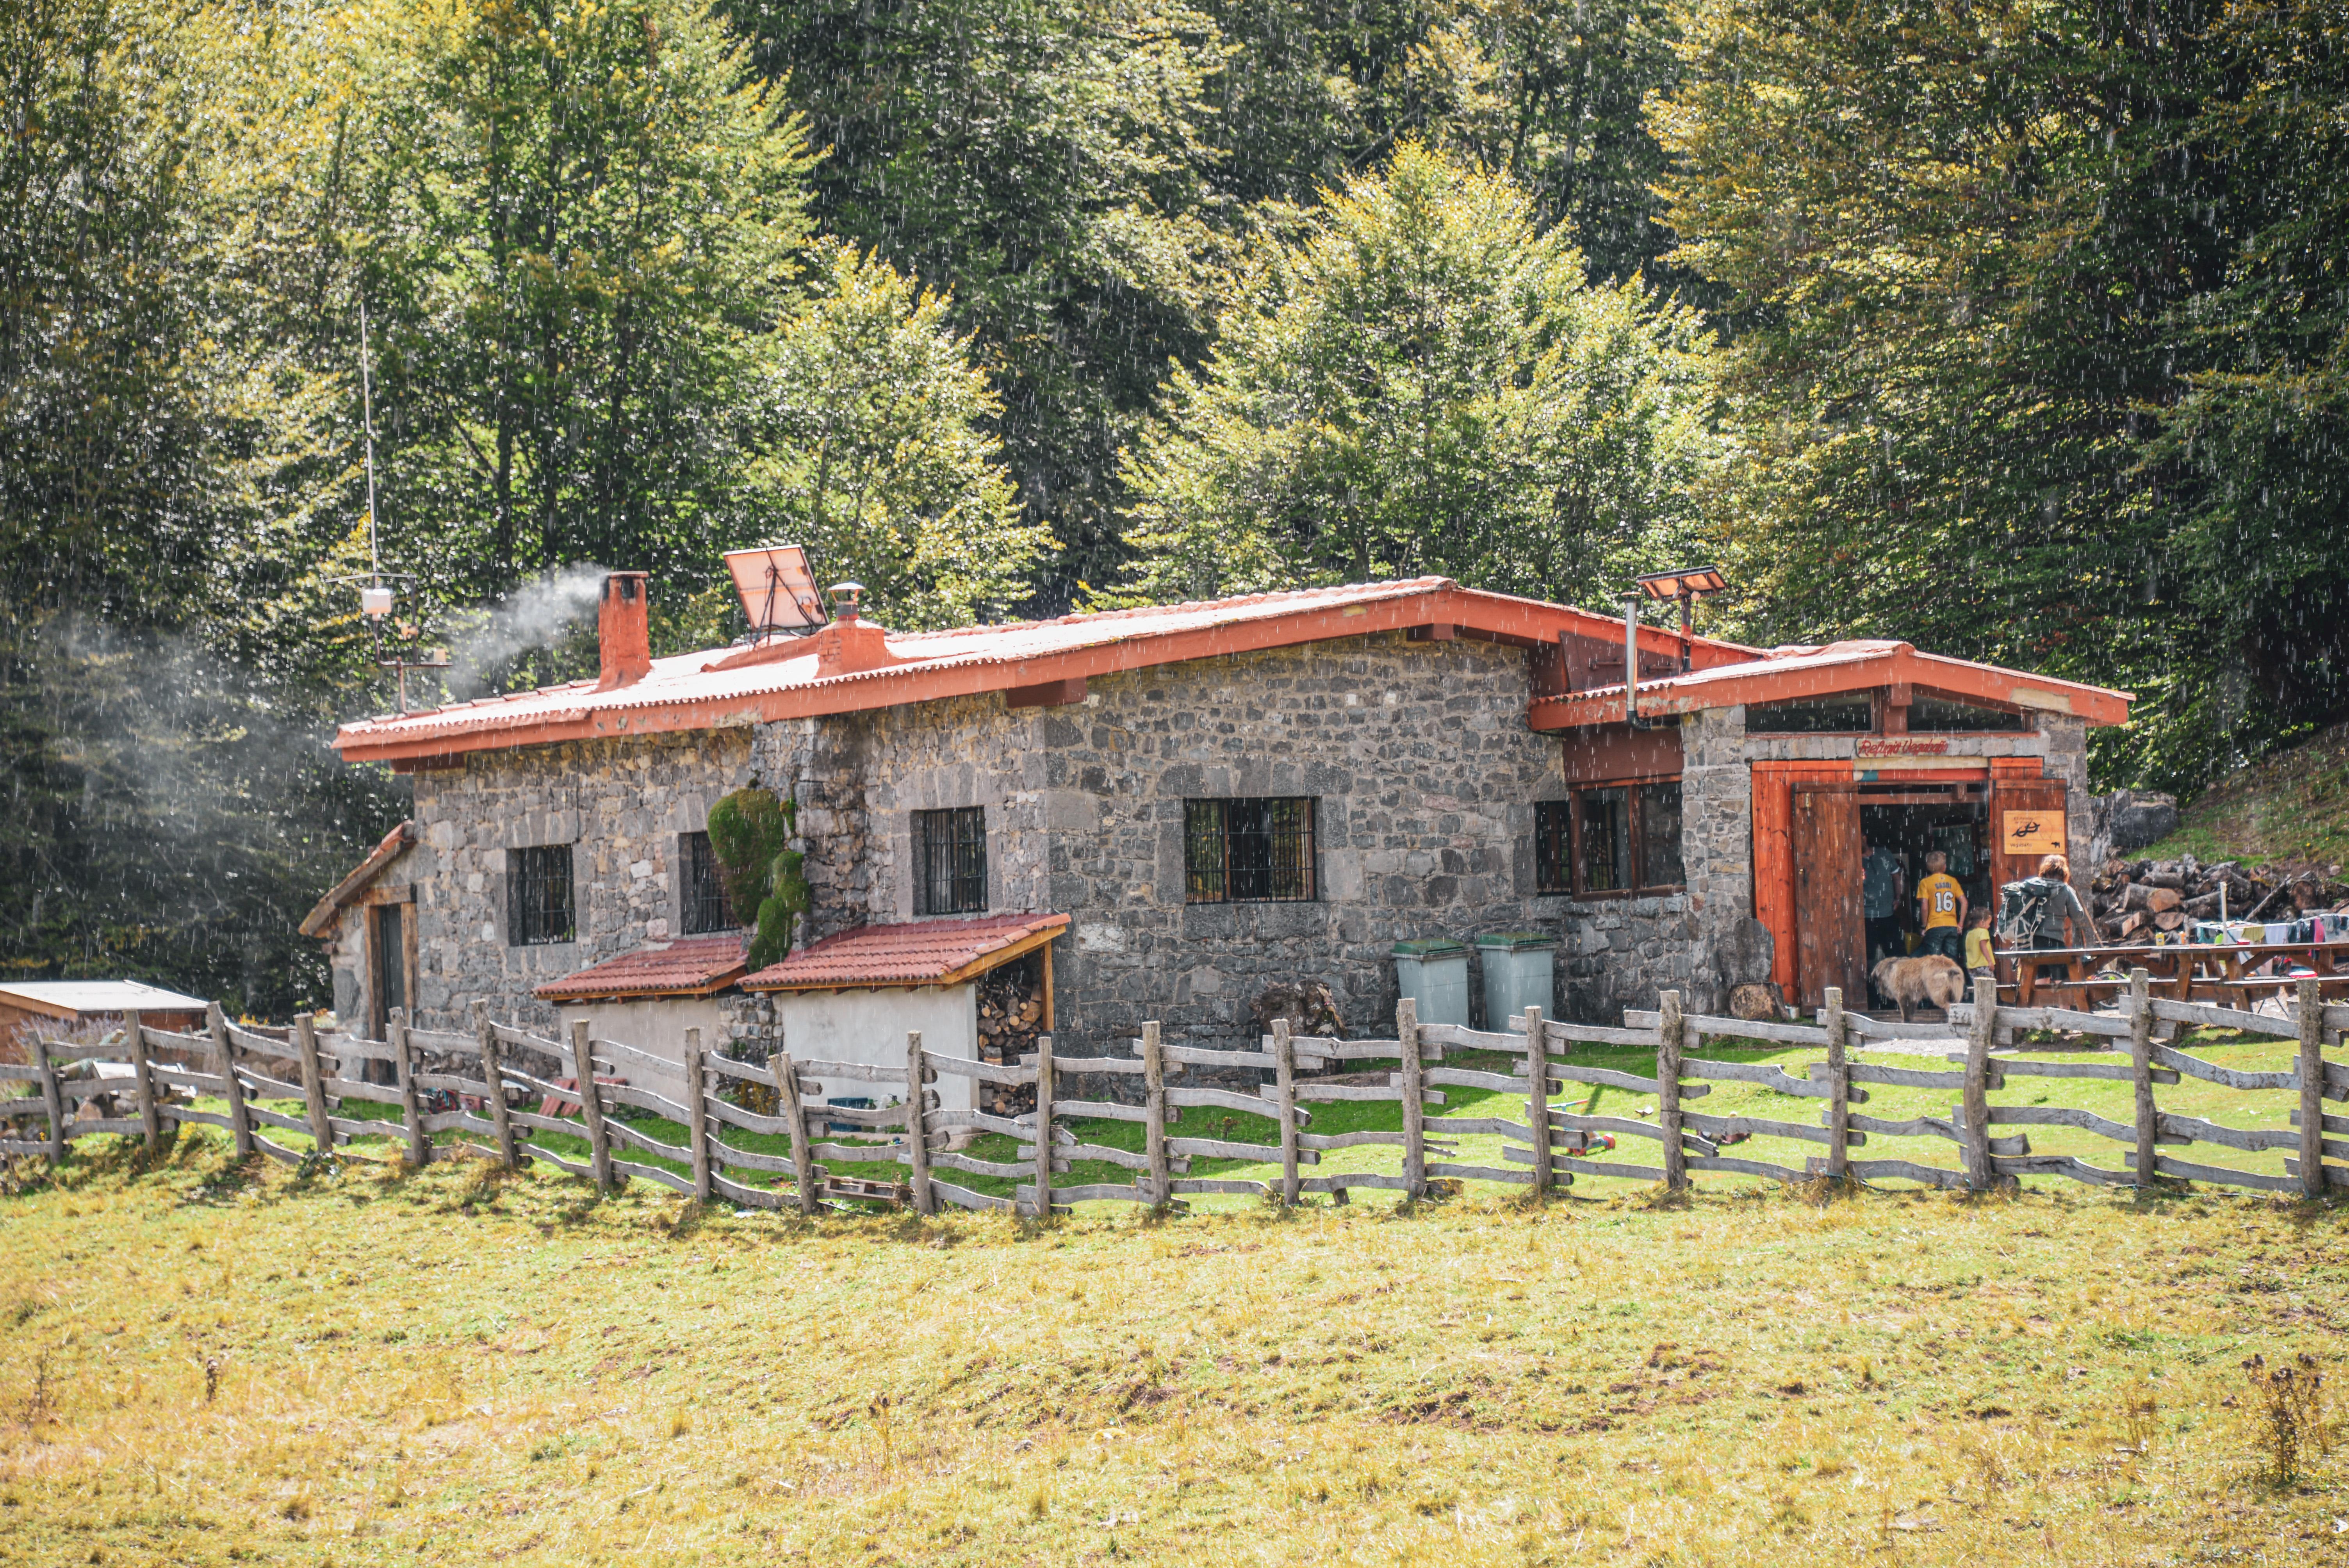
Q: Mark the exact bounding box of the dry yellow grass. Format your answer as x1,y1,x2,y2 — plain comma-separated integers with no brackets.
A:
3,1135,2346,1566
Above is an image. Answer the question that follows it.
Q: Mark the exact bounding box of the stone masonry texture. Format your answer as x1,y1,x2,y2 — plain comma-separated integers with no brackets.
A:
355,631,2095,1051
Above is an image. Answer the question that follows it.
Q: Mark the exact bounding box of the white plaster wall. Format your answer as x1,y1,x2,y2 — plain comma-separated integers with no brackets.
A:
773,985,980,1115
554,995,733,1104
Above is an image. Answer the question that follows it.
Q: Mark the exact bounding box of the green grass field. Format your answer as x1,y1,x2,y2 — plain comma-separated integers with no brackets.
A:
4,1024,2347,1568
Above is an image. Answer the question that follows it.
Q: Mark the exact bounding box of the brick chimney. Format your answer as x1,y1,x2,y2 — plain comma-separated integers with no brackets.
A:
597,572,651,690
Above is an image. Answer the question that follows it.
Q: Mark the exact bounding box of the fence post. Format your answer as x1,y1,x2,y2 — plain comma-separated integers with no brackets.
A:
32,1035,66,1166
209,1002,257,1160
773,1049,818,1215
2127,968,2157,1187
472,1001,519,1171
675,1026,710,1203
1962,975,1996,1190
903,1029,936,1216
1141,1020,1170,1208
1273,1018,1300,1206
1521,1005,1552,1194
2299,975,2328,1199
567,1019,611,1193
124,1010,162,1151
1397,997,1425,1200
1657,990,1686,1190
1822,987,1849,1181
387,1007,427,1169
1030,1033,1056,1219
294,1012,334,1157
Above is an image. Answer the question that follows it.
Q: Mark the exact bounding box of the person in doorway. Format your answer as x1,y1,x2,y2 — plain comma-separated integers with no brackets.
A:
1963,905,1996,988
1914,850,1968,962
1862,839,1905,966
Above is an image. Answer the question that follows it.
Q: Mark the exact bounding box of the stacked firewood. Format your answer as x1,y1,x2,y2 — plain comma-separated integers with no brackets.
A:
975,964,1044,1116
2091,856,2348,942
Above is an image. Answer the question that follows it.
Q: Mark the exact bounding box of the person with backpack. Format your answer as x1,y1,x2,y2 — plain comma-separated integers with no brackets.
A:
1998,853,2091,985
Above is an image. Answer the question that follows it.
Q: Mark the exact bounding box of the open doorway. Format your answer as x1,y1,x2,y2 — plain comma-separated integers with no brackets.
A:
1790,779,1999,1012
1858,791,1989,975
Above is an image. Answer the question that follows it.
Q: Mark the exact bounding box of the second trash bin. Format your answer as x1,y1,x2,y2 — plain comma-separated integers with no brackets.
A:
1476,932,1558,1031
1391,939,1471,1028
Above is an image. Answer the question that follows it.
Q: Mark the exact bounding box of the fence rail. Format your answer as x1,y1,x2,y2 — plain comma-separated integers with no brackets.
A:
5,973,2345,1208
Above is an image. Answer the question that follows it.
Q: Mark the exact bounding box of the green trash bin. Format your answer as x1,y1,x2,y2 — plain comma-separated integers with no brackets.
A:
1392,939,1471,1028
1476,932,1558,1032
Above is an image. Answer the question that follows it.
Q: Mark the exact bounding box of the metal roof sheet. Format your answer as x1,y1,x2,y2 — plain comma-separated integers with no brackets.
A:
334,578,1756,764
741,914,1069,991
0,980,213,1016
534,935,751,1001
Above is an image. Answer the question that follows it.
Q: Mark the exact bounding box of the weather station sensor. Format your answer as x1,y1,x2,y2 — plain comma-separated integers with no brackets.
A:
724,544,829,640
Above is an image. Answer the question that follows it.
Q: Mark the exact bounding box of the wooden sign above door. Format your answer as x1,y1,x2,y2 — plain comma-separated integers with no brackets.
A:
2001,809,2066,855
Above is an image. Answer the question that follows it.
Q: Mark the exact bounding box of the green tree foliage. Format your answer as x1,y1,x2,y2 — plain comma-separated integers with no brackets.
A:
1653,0,2349,790
706,788,809,969
756,243,1053,630
350,0,817,598
720,0,1226,600
1110,143,1721,604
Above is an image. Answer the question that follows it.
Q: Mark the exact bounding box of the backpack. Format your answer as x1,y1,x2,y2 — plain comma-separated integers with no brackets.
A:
1996,877,2057,947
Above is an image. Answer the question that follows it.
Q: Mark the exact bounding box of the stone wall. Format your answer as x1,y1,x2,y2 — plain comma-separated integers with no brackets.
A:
1027,633,1577,1051
400,731,755,1031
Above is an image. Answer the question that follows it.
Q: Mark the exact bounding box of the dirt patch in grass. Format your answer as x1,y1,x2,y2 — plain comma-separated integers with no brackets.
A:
1,1135,2345,1564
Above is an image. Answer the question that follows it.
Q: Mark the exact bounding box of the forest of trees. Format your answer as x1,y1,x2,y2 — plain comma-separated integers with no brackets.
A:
4,0,2345,1010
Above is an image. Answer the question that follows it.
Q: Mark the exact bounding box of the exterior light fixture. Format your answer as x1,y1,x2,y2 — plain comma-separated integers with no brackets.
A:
1633,564,1730,673
723,544,828,639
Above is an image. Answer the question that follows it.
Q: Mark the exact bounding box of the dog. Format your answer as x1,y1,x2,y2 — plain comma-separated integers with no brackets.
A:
1871,953,1966,1021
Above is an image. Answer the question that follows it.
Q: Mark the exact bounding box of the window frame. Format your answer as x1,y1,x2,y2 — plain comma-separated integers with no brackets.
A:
506,844,577,946
1183,796,1319,904
678,830,735,935
1535,776,1686,899
913,806,989,916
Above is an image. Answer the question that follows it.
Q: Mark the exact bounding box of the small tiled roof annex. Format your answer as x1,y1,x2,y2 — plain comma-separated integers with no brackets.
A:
740,914,1070,991
534,934,750,1002
333,578,1753,765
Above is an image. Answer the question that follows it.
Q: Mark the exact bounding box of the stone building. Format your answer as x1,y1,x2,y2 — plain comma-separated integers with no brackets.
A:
311,573,2130,1066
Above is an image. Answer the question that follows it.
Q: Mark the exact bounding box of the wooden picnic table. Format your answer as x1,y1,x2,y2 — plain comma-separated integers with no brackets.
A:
2002,937,2349,1009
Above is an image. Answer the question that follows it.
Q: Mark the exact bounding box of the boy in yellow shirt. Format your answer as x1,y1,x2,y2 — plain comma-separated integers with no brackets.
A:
1915,850,1968,963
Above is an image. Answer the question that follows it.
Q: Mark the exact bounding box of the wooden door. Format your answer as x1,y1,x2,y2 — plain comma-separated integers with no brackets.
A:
1991,773,2073,931
1752,761,1853,994
1792,782,1866,1010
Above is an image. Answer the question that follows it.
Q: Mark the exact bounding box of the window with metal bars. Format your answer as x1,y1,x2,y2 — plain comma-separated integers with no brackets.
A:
1534,780,1683,896
507,845,576,945
1183,798,1317,903
914,807,987,915
679,831,734,934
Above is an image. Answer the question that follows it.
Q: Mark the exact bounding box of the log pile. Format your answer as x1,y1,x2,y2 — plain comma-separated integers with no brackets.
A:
975,961,1044,1117
2091,855,2349,943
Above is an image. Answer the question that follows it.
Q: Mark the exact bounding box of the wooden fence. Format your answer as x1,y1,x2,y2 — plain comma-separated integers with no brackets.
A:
4,976,2344,1210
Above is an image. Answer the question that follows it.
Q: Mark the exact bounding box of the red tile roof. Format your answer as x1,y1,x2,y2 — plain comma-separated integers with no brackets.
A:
740,914,1069,991
1526,639,2133,730
534,934,750,1001
333,578,1753,765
